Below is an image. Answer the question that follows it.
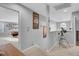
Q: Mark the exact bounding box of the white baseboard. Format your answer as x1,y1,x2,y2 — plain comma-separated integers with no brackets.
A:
23,43,74,53
23,44,45,52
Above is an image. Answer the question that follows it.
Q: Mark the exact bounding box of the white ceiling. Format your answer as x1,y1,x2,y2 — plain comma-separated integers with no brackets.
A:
0,6,18,23
45,3,79,22
46,3,62,6
0,3,79,22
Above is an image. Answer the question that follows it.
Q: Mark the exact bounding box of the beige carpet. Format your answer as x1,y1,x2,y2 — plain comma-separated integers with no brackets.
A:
49,46,79,56
23,46,49,56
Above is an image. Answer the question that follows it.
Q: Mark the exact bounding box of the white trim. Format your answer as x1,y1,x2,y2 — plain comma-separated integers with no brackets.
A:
0,19,18,24
23,44,41,52
73,16,76,46
22,44,51,55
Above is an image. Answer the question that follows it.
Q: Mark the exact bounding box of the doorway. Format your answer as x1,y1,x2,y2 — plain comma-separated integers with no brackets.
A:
76,31,79,46
0,6,19,48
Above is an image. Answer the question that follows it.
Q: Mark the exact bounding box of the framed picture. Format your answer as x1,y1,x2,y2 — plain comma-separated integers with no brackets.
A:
33,12,39,29
43,26,47,38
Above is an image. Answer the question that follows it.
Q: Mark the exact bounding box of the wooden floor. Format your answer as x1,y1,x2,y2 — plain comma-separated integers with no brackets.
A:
0,43,24,56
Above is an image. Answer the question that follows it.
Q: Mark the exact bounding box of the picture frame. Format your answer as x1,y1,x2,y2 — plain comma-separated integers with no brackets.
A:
33,12,39,29
43,26,47,38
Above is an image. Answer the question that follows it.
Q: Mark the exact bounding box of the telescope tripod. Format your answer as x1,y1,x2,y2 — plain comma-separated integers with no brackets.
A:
58,36,71,48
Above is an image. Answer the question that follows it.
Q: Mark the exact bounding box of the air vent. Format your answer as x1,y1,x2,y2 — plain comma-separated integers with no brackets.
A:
54,3,71,10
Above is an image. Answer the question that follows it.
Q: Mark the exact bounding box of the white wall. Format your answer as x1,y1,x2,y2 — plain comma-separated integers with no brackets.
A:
75,14,79,31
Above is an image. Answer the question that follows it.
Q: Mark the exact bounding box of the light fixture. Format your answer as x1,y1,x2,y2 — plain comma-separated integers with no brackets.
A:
64,9,67,12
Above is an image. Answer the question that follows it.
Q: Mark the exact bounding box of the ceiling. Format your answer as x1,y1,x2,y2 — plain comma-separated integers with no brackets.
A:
45,3,79,22
0,6,18,23
46,3,62,7
0,3,79,22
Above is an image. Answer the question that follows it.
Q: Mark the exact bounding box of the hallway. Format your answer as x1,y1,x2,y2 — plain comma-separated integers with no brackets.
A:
0,3,79,56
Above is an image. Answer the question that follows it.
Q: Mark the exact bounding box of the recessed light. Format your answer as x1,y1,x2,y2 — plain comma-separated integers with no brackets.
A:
64,10,67,12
